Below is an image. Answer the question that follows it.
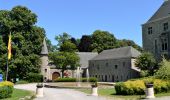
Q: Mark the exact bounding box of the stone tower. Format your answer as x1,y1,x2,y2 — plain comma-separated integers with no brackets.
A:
40,38,50,81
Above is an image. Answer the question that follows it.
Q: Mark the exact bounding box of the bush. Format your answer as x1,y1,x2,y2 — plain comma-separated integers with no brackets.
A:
26,73,43,82
0,81,14,99
15,80,29,84
154,59,170,80
115,78,170,95
54,77,98,82
54,78,76,82
115,80,145,95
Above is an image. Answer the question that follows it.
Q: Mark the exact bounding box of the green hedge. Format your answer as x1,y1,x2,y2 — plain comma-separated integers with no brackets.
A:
15,80,29,84
25,73,43,82
115,78,170,95
54,77,97,82
0,81,14,99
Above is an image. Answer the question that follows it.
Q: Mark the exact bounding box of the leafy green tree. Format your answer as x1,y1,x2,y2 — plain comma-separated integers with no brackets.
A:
60,41,77,52
55,32,71,48
70,37,79,47
135,52,158,77
154,58,170,80
91,30,117,53
0,6,45,80
46,38,57,52
117,39,143,52
48,52,79,77
78,35,92,52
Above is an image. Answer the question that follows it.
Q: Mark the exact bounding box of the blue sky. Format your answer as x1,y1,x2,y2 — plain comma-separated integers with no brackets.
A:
0,0,164,46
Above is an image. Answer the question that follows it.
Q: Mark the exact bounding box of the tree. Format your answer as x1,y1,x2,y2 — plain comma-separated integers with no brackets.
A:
135,52,158,77
70,37,79,47
78,35,92,52
48,52,79,77
46,38,57,52
55,32,71,48
0,6,45,80
154,58,170,80
117,39,143,52
91,30,117,53
60,41,77,52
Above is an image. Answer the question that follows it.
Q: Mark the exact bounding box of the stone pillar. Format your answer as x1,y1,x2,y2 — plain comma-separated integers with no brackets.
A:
36,84,44,97
145,84,155,99
91,83,98,96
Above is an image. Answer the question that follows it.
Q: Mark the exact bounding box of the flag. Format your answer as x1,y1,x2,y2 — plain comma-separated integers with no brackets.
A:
8,33,12,60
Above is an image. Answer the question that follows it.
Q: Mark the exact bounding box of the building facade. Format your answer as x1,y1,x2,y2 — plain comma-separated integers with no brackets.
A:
89,46,140,82
40,38,98,81
142,0,170,60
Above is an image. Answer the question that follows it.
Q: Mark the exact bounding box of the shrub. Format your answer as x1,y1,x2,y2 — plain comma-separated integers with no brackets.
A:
15,80,29,84
115,80,145,95
115,78,170,95
154,59,170,80
55,78,76,82
54,77,98,82
0,81,14,99
26,73,43,82
89,77,98,82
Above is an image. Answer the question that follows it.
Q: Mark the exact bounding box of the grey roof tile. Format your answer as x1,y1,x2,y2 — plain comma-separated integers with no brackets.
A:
76,52,98,68
91,46,141,61
147,0,170,23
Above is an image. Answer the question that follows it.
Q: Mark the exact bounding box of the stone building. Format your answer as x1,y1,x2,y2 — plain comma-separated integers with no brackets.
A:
40,38,98,81
76,52,98,77
142,0,170,60
89,46,141,82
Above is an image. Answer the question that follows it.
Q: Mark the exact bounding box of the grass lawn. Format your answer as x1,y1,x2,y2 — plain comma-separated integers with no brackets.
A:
77,88,170,100
3,88,34,100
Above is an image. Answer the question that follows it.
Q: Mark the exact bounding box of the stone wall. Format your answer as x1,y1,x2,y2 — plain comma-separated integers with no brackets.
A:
142,17,170,60
89,58,140,82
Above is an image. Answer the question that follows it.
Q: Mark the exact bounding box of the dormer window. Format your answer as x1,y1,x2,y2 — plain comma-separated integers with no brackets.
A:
163,22,168,31
148,27,153,34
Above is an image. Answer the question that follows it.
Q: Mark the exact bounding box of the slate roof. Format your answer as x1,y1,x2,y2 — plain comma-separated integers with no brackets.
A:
77,52,98,68
147,0,170,23
40,38,48,55
91,46,141,61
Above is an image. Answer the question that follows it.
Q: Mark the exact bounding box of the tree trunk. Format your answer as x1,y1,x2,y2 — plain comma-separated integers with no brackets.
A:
61,69,65,78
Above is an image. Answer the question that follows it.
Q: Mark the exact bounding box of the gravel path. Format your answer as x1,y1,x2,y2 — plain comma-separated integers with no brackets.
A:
14,83,170,100
14,83,106,100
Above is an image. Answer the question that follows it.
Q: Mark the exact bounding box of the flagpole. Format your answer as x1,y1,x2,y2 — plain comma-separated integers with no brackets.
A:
6,58,9,81
6,32,11,81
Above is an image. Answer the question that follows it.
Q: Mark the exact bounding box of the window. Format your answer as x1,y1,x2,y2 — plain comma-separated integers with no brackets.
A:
162,38,168,51
106,62,108,67
155,39,158,53
163,22,168,31
123,62,125,67
127,75,129,79
97,65,100,70
112,75,115,82
92,63,94,67
45,69,47,73
148,27,153,34
115,65,118,69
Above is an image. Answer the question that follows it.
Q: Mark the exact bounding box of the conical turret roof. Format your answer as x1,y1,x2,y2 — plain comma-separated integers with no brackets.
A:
40,38,48,55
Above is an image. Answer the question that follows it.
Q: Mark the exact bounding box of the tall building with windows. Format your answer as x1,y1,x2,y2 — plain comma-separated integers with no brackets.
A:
142,0,170,60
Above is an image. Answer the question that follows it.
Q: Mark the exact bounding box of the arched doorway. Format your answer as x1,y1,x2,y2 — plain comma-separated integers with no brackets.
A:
52,72,60,80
